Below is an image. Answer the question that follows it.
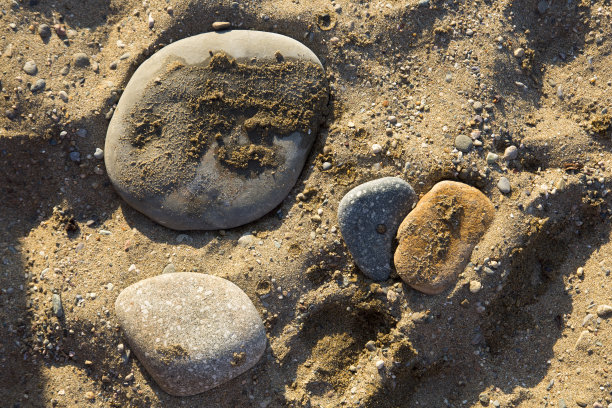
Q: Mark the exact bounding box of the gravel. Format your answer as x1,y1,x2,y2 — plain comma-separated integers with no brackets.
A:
596,304,612,318
23,60,38,75
93,148,104,159
38,23,51,38
73,52,90,67
30,79,46,93
486,152,499,164
52,294,64,318
503,145,518,161
455,134,473,152
497,177,511,194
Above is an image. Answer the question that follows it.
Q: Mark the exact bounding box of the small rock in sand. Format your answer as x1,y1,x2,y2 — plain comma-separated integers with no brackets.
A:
72,52,90,67
212,21,231,31
596,304,612,318
23,60,38,75
394,181,494,295
497,177,511,194
455,134,473,152
503,145,518,161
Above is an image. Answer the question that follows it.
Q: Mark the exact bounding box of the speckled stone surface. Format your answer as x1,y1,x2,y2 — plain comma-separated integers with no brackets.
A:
114,273,266,396
337,177,416,281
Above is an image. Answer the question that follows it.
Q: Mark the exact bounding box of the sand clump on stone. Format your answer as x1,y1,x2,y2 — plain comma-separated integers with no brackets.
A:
394,180,495,294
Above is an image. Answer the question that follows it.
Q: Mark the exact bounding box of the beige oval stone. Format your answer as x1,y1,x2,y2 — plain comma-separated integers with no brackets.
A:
394,181,494,295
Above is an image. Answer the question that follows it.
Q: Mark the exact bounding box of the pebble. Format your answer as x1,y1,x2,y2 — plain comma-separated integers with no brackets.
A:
375,360,385,370
497,177,511,194
52,294,64,318
76,128,87,138
558,399,567,408
115,273,266,396
237,233,254,247
72,52,90,67
105,31,328,230
85,391,95,400
478,392,490,405
371,143,383,154
212,21,231,31
322,161,332,170
162,263,176,274
23,60,38,75
503,145,518,161
394,181,495,294
486,152,499,164
473,101,483,112
30,78,46,93
596,304,612,318
38,23,51,38
93,148,104,159
58,90,69,102
469,280,482,293
575,330,593,350
514,48,525,58
338,177,416,281
69,151,81,162
537,0,549,13
455,134,473,152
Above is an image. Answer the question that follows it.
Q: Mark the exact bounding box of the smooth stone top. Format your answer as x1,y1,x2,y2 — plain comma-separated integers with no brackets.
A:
105,30,328,230
338,177,416,281
394,181,494,294
497,177,511,194
115,273,267,396
455,134,473,152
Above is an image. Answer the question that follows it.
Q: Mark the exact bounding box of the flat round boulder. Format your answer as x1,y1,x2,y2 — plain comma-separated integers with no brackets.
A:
114,273,267,396
105,30,329,230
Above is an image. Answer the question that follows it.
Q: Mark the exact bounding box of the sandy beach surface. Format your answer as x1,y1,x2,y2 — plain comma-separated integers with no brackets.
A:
2,0,612,407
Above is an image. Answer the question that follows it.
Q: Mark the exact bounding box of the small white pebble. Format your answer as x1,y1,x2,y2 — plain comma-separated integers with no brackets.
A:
376,360,385,370
371,144,383,154
469,280,482,293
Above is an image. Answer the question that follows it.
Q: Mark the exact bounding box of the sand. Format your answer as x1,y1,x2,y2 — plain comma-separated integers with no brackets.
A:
1,0,612,407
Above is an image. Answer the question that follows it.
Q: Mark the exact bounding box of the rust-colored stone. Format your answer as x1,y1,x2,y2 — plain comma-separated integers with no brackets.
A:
394,181,494,295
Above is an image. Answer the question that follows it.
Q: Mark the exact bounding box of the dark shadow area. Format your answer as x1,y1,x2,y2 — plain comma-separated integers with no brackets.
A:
488,0,590,105
22,0,115,30
0,132,117,406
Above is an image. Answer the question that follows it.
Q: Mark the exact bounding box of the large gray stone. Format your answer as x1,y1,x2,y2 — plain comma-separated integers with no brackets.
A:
338,177,416,281
105,30,328,230
114,272,267,396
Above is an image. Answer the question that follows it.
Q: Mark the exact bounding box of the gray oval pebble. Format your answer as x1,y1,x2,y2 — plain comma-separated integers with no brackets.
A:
455,134,473,152
105,30,328,230
30,79,46,93
497,177,511,194
23,60,37,76
73,52,90,67
115,273,266,396
338,177,416,281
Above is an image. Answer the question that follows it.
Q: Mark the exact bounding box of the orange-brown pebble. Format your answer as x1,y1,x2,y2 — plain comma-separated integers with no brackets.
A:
394,180,494,295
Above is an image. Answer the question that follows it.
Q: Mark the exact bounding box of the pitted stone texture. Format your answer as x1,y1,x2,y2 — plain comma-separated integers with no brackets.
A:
394,181,494,295
105,30,328,230
115,273,266,396
338,177,416,281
